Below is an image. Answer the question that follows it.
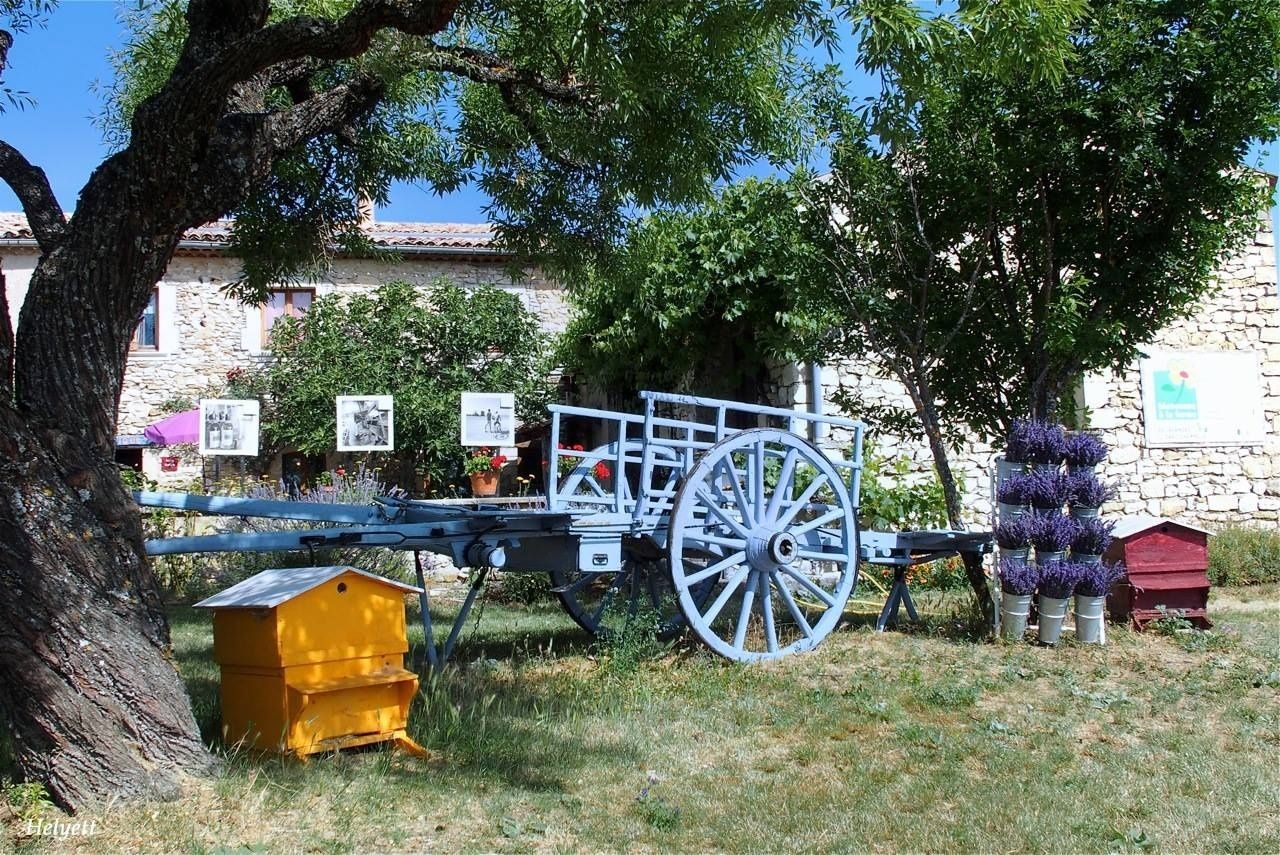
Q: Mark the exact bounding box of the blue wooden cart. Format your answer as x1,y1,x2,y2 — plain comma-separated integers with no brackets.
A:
139,391,990,664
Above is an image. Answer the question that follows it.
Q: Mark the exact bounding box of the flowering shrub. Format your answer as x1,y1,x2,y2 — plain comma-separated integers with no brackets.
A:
999,557,1039,595
1025,468,1071,509
464,447,508,476
1072,517,1115,555
1030,512,1077,552
1038,560,1083,599
1068,473,1116,508
995,515,1034,549
555,443,587,477
997,474,1033,505
1077,560,1125,597
1063,432,1107,467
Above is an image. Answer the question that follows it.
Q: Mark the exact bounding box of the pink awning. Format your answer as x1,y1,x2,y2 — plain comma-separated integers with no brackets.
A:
143,409,200,446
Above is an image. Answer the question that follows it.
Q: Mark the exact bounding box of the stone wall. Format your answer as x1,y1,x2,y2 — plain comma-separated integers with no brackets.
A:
771,214,1280,530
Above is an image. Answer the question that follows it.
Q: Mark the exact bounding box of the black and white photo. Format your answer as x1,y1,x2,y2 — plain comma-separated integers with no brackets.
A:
460,392,516,446
337,395,395,451
198,399,260,456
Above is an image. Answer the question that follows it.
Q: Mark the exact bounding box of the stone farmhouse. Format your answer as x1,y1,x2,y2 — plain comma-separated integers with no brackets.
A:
2,195,1277,529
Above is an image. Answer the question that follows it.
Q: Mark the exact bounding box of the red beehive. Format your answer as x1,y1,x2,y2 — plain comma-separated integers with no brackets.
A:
1104,516,1213,629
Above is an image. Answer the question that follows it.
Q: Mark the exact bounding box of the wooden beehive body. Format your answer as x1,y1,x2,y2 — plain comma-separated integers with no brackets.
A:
1103,516,1213,629
196,566,422,756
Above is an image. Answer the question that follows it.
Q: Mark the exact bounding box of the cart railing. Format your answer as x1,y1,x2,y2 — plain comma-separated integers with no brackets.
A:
547,391,866,523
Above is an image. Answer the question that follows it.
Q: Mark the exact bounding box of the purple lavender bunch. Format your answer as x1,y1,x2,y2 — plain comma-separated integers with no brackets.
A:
1072,517,1115,555
997,474,1033,505
995,515,1034,549
1063,432,1108,468
1068,473,1116,508
1025,421,1067,465
999,557,1039,595
1038,560,1084,599
1030,512,1078,552
1025,468,1071,509
1077,560,1126,597
1004,420,1035,464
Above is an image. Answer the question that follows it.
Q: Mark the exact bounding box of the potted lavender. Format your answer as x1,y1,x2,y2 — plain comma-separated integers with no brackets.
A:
1075,561,1125,643
995,515,1034,564
999,420,1034,482
1026,469,1071,512
1025,421,1066,473
996,474,1032,520
1064,431,1107,475
1031,512,1077,567
1037,560,1083,645
998,557,1038,641
1068,473,1116,520
1071,517,1114,566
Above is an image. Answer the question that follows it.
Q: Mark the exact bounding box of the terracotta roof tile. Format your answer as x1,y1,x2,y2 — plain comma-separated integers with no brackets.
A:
0,213,499,251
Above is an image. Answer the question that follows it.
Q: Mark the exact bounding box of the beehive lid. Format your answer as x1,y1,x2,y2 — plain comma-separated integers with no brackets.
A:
194,566,422,609
1110,515,1214,540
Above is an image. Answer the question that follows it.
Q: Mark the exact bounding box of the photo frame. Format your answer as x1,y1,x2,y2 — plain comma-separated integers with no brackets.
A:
198,399,260,456
336,395,395,452
460,392,515,446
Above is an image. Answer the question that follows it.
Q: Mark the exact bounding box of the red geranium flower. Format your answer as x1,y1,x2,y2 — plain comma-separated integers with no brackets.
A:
593,462,610,480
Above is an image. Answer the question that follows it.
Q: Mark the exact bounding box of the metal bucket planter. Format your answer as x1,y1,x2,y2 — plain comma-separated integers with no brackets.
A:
1069,505,1101,522
996,459,1026,483
1002,547,1031,565
1032,463,1061,476
1037,595,1070,645
1067,463,1097,477
1072,552,1102,567
1074,595,1107,643
1001,592,1032,641
998,502,1029,521
1035,550,1065,567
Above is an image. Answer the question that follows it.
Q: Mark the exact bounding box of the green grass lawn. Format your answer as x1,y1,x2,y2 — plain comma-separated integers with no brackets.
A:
5,584,1278,854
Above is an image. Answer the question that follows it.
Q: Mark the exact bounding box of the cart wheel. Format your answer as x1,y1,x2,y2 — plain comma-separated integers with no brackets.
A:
668,428,858,662
550,557,690,640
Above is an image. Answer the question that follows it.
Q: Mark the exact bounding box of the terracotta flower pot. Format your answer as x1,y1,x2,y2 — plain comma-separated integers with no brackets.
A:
470,470,499,497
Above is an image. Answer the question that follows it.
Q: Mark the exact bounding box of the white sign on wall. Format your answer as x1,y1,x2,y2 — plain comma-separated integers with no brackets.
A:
460,392,515,446
199,399,261,456
1139,350,1268,447
336,395,395,452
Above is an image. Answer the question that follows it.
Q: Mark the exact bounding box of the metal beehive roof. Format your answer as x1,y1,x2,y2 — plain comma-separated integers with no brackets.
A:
193,565,421,609
1110,515,1215,540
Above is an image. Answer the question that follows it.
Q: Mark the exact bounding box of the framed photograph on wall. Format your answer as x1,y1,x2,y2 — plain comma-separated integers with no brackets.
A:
198,399,260,456
336,395,395,452
460,392,515,446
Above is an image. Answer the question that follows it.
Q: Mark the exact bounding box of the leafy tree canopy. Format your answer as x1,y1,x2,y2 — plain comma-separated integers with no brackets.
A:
101,0,837,298
260,279,553,487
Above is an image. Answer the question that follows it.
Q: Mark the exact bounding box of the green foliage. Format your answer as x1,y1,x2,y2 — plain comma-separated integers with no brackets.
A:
100,0,835,300
1208,525,1280,587
560,176,832,399
857,446,948,532
259,280,553,493
490,571,553,607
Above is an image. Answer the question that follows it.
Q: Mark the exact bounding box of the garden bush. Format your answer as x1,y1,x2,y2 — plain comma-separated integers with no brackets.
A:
1208,525,1280,587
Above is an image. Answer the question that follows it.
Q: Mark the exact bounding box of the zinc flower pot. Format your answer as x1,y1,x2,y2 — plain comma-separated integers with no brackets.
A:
1035,550,1065,567
997,502,1028,521
1037,595,1070,645
1032,463,1061,476
1074,595,1107,644
1072,552,1102,567
1069,505,1101,522
996,459,1025,483
1067,463,1097,477
1001,547,1031,565
1001,592,1032,641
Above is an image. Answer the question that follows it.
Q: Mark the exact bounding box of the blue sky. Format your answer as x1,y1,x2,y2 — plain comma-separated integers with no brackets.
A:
2,1,1276,229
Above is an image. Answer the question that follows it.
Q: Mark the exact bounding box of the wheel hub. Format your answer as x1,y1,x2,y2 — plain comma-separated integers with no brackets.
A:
746,527,799,571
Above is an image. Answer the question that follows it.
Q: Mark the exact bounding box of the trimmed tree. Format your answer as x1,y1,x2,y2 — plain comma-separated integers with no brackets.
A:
0,0,829,810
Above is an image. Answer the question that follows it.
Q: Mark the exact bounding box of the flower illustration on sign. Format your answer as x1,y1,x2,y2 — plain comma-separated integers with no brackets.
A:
1154,359,1198,420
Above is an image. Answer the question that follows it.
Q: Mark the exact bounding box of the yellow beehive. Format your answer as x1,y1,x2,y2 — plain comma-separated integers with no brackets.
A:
195,565,424,757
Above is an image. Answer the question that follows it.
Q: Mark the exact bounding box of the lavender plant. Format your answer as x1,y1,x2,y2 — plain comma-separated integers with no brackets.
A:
997,474,1033,505
1077,560,1126,597
1025,421,1067,465
995,515,1034,549
1038,560,1084,599
1068,473,1117,508
1030,512,1078,552
999,557,1039,595
1004,419,1034,464
1072,517,1115,555
1025,468,1071,509
1063,432,1108,468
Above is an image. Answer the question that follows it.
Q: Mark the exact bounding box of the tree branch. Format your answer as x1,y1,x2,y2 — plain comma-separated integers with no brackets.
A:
0,141,65,250
423,44,592,105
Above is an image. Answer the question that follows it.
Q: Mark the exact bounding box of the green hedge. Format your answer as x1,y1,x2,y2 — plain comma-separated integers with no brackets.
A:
1208,524,1280,587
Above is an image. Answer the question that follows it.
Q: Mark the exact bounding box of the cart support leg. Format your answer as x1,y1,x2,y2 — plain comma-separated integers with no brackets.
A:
876,567,919,632
442,566,490,663
414,552,440,671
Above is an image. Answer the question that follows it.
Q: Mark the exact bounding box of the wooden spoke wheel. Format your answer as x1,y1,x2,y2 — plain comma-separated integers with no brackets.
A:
667,429,859,662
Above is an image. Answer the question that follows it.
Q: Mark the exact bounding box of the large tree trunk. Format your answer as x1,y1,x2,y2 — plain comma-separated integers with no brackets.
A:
0,409,215,811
